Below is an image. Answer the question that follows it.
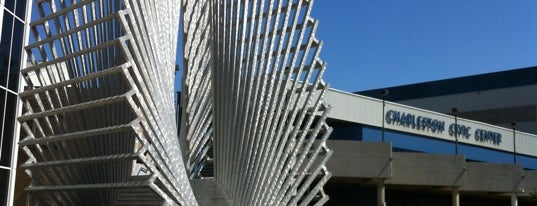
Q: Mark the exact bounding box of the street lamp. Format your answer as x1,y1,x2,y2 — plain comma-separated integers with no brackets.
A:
380,89,389,142
511,121,517,163
452,108,459,154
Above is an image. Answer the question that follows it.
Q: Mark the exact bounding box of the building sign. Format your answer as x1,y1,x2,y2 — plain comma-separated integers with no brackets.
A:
474,129,502,145
385,109,502,146
385,110,445,134
448,123,471,139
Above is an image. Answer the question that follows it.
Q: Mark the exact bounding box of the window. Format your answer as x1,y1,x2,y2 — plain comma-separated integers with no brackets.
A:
0,12,14,88
0,168,8,204
0,90,17,167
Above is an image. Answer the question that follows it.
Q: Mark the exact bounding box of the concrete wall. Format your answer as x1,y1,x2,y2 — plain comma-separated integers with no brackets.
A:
327,140,537,197
326,140,392,178
462,162,524,193
521,170,537,197
388,152,465,187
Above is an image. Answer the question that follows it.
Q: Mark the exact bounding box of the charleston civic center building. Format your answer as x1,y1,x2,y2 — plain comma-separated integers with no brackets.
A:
0,0,535,206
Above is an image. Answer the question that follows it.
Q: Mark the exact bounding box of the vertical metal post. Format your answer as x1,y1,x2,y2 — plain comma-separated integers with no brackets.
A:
511,193,518,206
377,179,386,206
380,89,389,142
452,108,458,154
452,187,459,206
7,1,35,204
511,121,517,163
382,98,385,142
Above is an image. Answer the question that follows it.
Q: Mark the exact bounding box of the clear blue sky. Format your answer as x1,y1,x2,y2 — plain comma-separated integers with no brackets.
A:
176,0,537,92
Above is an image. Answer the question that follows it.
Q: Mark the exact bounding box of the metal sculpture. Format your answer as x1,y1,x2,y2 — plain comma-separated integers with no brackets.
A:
17,0,332,205
181,0,333,205
18,0,196,205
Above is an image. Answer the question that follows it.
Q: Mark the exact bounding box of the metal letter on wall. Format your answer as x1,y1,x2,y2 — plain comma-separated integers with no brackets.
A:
18,0,197,205
181,0,334,205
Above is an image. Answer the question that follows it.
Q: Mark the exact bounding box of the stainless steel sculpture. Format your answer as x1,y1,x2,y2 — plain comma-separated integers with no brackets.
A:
18,0,196,205
181,0,333,205
17,0,332,205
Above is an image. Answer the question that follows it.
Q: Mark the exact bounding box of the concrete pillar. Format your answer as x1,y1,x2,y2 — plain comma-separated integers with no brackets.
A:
377,179,386,206
451,187,459,206
511,193,518,206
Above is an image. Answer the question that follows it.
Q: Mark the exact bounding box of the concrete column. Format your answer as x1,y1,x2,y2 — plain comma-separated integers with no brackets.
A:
451,187,459,206
511,193,518,206
377,179,386,206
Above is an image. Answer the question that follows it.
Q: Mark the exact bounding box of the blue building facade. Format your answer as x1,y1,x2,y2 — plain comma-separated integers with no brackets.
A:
329,122,537,170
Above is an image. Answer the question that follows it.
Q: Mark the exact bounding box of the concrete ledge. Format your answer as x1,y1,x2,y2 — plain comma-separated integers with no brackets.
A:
461,162,524,193
327,140,392,178
387,152,465,187
324,139,537,200
520,170,537,197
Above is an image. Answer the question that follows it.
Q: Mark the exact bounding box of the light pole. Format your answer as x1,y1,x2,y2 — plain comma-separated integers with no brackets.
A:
452,108,459,154
380,89,389,142
511,121,517,163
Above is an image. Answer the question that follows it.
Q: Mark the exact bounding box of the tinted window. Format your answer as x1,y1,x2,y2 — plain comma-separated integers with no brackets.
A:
4,0,16,13
7,20,24,91
0,13,14,87
0,91,16,167
0,168,8,204
14,0,27,19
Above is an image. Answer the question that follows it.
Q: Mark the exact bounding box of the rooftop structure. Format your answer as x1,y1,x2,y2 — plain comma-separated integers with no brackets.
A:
358,66,537,134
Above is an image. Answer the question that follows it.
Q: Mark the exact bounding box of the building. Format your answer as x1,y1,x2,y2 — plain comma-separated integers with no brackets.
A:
0,0,31,205
322,67,537,206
